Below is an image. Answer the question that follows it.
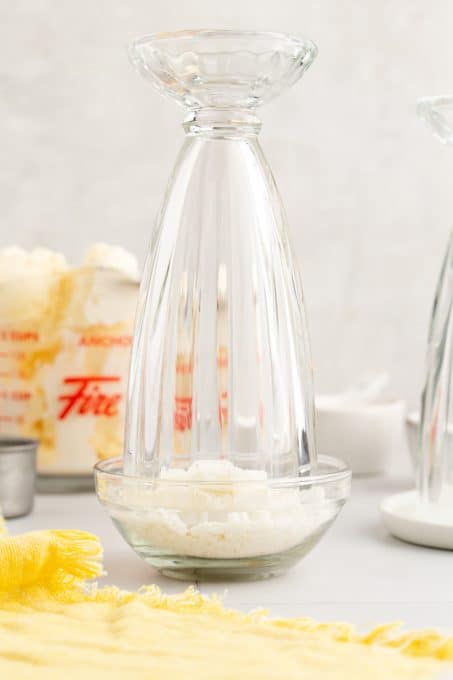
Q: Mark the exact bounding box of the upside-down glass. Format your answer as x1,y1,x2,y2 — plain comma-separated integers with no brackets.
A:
417,96,453,505
125,30,318,478
95,30,351,580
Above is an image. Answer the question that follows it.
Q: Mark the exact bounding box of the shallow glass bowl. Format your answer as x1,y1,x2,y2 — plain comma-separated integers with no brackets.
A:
95,455,351,581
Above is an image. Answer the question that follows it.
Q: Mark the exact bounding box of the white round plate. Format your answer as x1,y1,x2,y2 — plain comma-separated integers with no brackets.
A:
380,490,453,550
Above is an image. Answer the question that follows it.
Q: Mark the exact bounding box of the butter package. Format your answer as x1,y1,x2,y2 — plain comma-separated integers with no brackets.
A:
0,245,139,491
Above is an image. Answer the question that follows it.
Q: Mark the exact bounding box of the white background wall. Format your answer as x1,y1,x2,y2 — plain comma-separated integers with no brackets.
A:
1,1,452,408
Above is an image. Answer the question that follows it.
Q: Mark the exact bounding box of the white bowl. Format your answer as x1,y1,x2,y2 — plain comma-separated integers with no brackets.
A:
381,489,453,550
316,397,406,476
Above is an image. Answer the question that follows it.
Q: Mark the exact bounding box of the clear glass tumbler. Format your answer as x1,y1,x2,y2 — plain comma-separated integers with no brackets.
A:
417,96,453,505
125,30,318,478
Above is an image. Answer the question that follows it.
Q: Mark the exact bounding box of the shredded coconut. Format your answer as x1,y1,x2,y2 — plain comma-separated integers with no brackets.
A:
84,242,139,281
110,460,335,559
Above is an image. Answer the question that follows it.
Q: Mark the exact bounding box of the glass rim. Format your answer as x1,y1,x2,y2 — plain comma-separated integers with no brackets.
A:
0,435,38,454
130,29,317,57
417,94,453,107
94,454,350,488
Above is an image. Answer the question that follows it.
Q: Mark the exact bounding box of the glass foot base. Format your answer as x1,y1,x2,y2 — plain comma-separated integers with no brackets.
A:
133,536,322,582
159,566,280,582
37,473,94,493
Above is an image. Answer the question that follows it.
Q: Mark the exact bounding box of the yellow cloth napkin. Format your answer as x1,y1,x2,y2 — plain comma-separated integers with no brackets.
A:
0,520,452,680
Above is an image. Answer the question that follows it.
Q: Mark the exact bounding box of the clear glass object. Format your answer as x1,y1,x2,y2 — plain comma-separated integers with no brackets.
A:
96,455,350,581
95,30,351,580
125,30,318,478
417,96,453,505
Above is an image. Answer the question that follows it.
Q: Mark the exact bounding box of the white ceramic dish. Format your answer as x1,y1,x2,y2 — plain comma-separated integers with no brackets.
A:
381,490,453,550
316,396,406,475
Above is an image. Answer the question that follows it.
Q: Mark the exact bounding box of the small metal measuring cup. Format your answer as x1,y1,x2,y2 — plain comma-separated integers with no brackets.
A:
0,436,37,518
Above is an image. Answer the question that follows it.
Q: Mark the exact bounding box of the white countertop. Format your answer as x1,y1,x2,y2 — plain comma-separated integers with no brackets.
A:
10,472,453,631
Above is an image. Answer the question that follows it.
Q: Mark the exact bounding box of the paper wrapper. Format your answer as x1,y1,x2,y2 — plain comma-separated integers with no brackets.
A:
0,267,138,475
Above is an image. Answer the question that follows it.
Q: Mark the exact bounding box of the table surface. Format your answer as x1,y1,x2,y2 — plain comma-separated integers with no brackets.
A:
10,470,453,631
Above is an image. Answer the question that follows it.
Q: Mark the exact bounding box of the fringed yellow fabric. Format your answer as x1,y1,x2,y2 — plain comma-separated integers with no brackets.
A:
0,520,451,679
0,530,103,595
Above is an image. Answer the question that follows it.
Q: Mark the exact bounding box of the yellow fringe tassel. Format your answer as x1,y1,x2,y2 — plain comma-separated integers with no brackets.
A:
0,529,103,594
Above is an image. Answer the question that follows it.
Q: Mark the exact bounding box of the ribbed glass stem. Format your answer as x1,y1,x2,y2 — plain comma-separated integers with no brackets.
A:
183,108,261,139
418,231,453,503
